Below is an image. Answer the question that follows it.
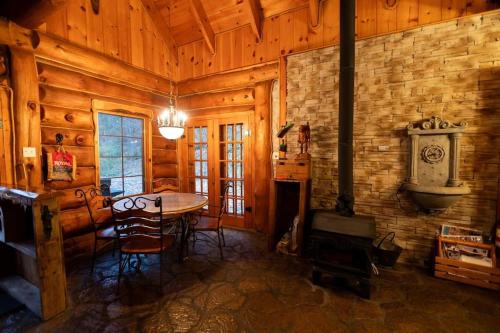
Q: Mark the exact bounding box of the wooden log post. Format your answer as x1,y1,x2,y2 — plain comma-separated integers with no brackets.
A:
10,48,42,189
279,56,287,126
253,81,272,233
35,33,174,95
178,63,278,96
0,48,14,184
0,19,39,50
14,0,72,29
178,88,255,110
37,62,169,107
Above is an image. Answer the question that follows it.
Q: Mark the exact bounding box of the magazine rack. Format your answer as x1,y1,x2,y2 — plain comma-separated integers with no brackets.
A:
435,236,500,290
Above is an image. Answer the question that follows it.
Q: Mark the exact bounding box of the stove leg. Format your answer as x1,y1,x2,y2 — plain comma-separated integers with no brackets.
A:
358,279,371,299
312,269,322,285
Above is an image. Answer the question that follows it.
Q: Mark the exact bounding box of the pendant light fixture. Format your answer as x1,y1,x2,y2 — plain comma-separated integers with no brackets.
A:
157,79,187,140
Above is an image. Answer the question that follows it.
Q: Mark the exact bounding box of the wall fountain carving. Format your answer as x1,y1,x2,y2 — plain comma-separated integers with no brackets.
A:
402,116,470,212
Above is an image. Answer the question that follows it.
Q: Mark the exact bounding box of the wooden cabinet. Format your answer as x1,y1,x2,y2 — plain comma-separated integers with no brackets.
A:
268,178,310,255
273,160,311,181
0,186,67,320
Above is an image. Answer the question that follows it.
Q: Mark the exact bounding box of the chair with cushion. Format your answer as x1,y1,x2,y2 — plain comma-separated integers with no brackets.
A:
75,184,115,274
109,195,175,291
190,182,232,259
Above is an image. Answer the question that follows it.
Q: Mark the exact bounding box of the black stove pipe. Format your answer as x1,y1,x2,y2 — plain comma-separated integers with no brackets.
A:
335,0,355,216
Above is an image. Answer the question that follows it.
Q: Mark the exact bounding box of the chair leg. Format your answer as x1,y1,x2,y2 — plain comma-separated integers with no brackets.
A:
192,227,196,248
220,226,226,247
117,253,123,294
159,251,163,290
91,235,98,274
217,229,224,260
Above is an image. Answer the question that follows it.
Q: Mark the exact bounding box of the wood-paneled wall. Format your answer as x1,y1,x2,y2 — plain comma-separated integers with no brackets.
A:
178,0,499,80
36,60,177,257
40,0,177,80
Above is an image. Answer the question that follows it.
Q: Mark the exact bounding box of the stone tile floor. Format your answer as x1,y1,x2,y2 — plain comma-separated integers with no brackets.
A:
1,229,499,333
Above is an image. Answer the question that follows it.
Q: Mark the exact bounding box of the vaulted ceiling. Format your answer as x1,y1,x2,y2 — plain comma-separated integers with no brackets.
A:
146,0,309,48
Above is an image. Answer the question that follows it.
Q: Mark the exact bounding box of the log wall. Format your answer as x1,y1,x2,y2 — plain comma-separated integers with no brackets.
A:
177,0,499,80
36,60,178,257
41,0,177,80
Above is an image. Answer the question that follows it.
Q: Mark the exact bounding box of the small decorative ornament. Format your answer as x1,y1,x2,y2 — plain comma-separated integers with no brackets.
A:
384,0,399,10
91,0,99,15
279,140,287,159
421,145,445,164
296,122,311,160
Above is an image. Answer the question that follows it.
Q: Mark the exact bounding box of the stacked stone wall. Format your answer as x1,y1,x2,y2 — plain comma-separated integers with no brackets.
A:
285,12,500,265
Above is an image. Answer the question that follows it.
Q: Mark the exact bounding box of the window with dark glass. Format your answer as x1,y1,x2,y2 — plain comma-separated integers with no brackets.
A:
98,113,144,197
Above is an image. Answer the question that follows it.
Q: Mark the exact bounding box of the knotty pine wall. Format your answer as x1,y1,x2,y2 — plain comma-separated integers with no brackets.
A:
177,0,499,80
40,0,177,80
36,60,178,258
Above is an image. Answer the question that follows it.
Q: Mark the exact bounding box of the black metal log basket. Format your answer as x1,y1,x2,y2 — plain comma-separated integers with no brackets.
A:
373,232,402,267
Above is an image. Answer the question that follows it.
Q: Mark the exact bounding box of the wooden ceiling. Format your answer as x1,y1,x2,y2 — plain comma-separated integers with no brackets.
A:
150,0,308,47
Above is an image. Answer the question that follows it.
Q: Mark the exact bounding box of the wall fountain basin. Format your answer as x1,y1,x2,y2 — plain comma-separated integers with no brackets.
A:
402,183,470,212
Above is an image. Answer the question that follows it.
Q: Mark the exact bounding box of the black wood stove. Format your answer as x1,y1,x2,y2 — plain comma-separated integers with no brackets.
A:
309,210,375,299
305,0,376,299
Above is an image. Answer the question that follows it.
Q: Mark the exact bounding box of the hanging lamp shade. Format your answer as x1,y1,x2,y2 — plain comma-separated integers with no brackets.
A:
157,104,187,140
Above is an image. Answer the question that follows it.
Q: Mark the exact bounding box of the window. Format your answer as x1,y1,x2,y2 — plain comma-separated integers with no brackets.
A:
98,113,144,197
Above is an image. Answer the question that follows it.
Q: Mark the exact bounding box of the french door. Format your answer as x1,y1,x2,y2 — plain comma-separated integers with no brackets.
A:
181,114,253,229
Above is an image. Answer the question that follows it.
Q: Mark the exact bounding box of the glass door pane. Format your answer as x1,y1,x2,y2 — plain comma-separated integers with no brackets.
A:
219,123,245,217
187,125,209,201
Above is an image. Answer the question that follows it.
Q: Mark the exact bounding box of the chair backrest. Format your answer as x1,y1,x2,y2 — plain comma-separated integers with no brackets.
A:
75,184,111,229
218,182,233,218
100,179,112,196
109,196,164,251
153,178,179,193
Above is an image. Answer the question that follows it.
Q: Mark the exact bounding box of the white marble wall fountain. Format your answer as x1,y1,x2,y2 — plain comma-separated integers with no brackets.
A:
402,116,470,213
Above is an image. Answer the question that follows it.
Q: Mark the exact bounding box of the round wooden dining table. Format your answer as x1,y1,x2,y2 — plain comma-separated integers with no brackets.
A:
113,192,208,261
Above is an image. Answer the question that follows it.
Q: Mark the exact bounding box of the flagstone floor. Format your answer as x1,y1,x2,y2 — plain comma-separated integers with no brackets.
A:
1,229,499,333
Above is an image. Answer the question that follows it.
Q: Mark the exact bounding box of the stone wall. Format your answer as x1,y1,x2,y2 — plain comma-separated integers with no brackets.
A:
285,11,500,265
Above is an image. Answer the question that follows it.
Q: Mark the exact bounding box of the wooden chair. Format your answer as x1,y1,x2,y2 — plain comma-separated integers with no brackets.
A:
75,184,115,274
109,195,175,292
190,182,232,259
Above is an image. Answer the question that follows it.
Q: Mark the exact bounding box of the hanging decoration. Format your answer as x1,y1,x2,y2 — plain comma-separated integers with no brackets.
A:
157,80,187,140
384,0,399,10
46,134,77,181
90,0,100,15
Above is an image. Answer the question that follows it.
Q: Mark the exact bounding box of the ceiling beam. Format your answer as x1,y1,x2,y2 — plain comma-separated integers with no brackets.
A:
141,0,178,62
189,0,215,54
244,0,263,42
309,0,320,28
15,0,72,28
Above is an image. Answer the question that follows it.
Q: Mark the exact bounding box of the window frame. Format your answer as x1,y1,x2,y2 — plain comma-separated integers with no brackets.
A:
93,100,153,195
